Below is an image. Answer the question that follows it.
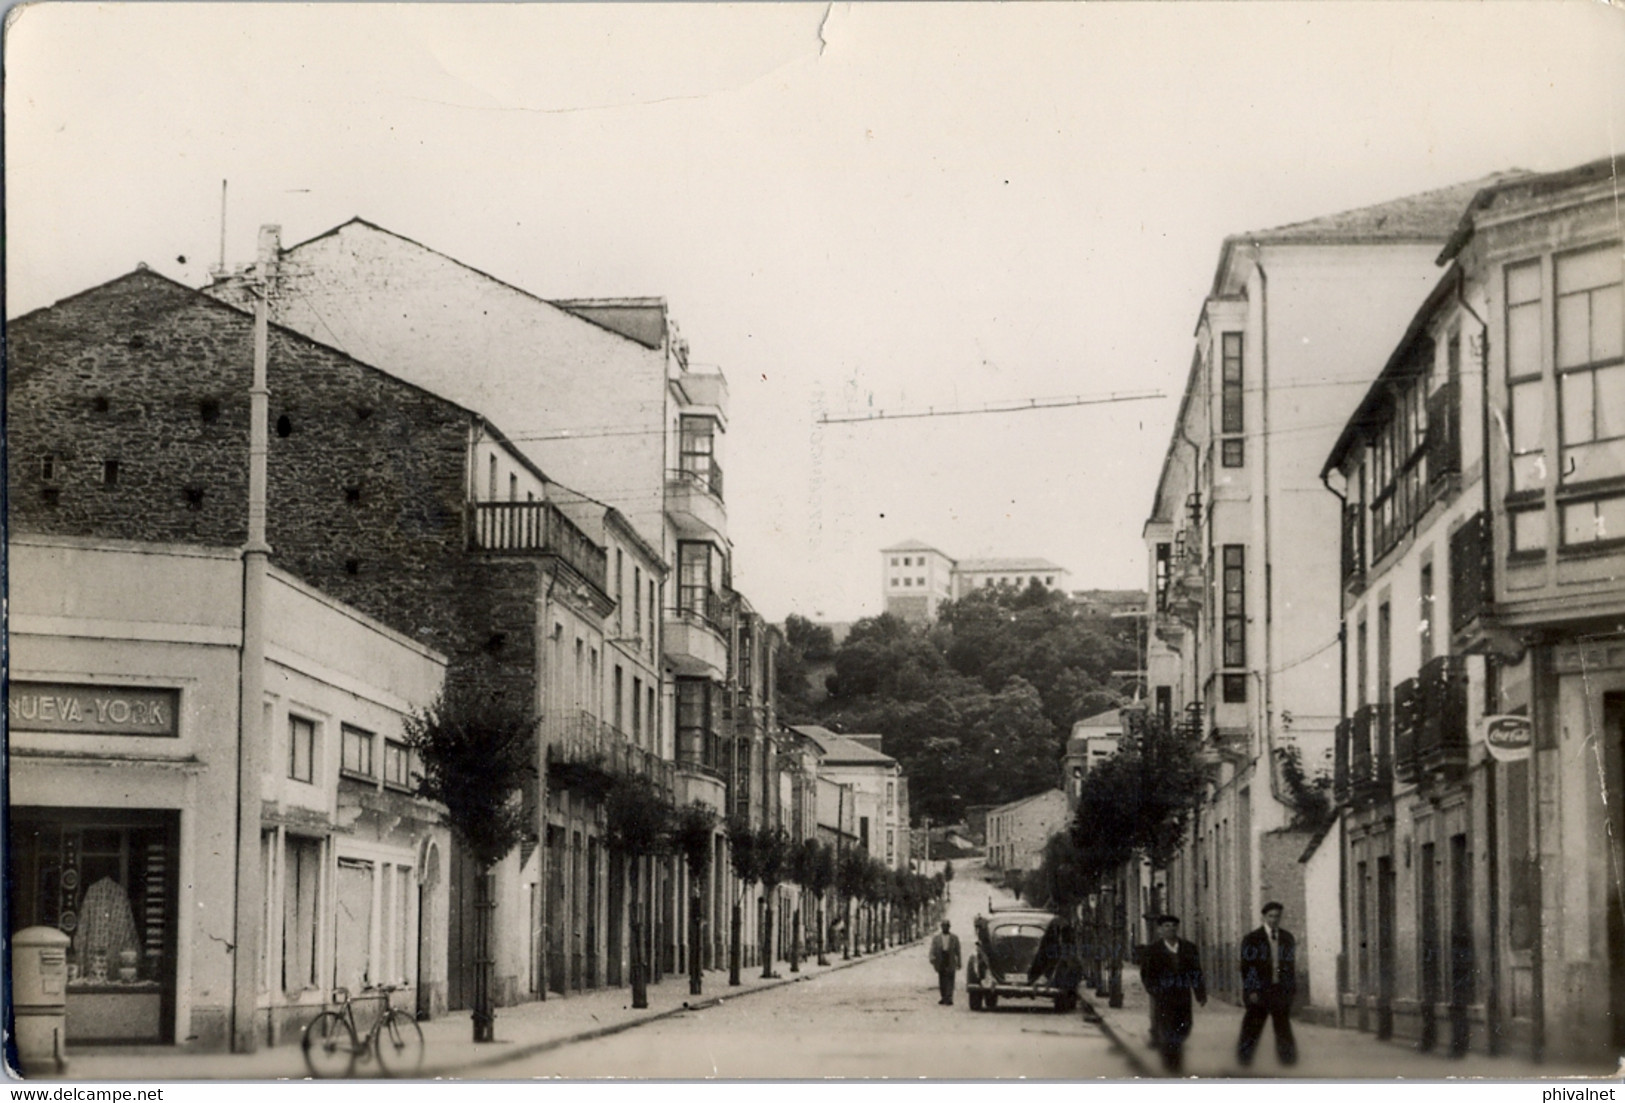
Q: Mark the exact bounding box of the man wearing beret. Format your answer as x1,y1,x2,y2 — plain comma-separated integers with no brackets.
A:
1139,914,1206,1073
1236,901,1298,1068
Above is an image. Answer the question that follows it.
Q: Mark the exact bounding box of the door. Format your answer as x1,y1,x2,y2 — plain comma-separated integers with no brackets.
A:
546,826,567,995
1448,833,1474,1055
586,837,600,989
1419,840,1440,1051
334,859,374,994
607,851,624,988
1377,854,1396,1038
1606,694,1625,1048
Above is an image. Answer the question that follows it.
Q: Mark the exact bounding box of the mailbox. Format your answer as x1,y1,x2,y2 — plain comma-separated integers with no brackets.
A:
12,926,70,1076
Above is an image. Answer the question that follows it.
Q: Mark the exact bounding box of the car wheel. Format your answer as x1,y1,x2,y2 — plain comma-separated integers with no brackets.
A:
969,990,983,1012
1054,993,1077,1014
985,993,998,1010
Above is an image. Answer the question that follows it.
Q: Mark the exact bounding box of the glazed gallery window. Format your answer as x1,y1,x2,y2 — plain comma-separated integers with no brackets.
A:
678,542,724,623
1222,545,1246,668
341,725,374,778
1556,244,1625,487
1221,332,1245,466
1506,260,1547,492
679,415,720,495
288,715,316,784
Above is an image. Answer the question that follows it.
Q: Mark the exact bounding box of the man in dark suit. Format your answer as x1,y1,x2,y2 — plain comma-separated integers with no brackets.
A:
1139,914,1206,1073
929,920,962,1005
1236,901,1298,1068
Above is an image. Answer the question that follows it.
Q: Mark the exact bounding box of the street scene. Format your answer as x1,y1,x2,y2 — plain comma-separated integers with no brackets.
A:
6,1,1625,1086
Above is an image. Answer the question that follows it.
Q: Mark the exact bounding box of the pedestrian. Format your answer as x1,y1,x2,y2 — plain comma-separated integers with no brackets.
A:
1139,914,1206,1074
1236,901,1298,1068
928,919,962,1006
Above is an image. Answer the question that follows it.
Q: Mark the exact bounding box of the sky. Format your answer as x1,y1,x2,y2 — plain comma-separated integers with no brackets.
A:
7,2,1624,622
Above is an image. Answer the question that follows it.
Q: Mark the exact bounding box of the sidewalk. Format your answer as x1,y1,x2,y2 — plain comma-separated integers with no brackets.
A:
53,942,920,1082
1081,982,1618,1080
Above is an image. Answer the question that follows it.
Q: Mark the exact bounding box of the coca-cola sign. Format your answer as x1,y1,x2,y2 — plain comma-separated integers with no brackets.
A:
1480,714,1532,762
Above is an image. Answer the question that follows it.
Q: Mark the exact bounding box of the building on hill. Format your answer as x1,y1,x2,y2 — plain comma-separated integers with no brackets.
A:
1141,169,1519,1006
879,540,1073,623
1062,709,1125,810
787,726,908,871
1070,589,1148,617
953,558,1071,597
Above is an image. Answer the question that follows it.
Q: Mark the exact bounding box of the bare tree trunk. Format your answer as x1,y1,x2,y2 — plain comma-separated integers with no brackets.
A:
689,877,704,996
729,895,742,986
630,858,648,1010
761,887,776,979
472,868,496,1043
816,894,829,966
790,902,801,973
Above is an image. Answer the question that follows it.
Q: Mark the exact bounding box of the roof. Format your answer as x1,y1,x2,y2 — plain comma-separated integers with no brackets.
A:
987,788,1066,817
1071,708,1125,731
788,724,898,766
955,558,1066,573
882,538,951,556
1208,171,1523,299
1439,156,1616,263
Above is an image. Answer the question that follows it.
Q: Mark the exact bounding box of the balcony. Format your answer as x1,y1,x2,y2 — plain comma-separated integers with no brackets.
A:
1392,677,1421,784
1427,380,1462,496
1348,703,1391,804
665,464,726,539
545,711,675,798
1341,501,1366,593
1449,512,1491,636
664,601,728,679
1334,718,1351,805
467,500,608,592
1417,654,1469,780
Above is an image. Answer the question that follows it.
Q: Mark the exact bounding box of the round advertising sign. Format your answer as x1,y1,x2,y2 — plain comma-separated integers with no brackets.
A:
1481,714,1533,762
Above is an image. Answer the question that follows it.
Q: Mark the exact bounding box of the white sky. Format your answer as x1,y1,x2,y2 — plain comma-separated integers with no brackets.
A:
7,2,1623,621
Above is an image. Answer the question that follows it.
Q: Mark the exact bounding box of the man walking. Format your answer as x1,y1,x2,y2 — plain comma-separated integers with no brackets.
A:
1237,901,1298,1068
1139,914,1206,1073
929,920,962,1005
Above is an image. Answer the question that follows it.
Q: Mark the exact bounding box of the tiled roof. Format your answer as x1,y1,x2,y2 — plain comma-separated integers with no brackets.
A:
955,558,1065,573
1072,708,1125,731
988,788,1067,816
882,538,950,555
788,724,897,765
1243,172,1527,245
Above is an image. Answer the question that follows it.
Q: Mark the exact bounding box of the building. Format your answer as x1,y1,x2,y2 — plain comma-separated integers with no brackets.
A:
787,726,908,871
7,534,449,1050
984,789,1070,874
1062,709,1125,809
5,266,647,1029
880,540,956,623
206,219,776,987
879,540,1072,623
1141,172,1512,1005
952,558,1071,597
1326,157,1624,1064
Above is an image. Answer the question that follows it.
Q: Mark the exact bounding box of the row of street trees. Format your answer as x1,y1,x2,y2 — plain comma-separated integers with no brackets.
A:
402,669,949,1040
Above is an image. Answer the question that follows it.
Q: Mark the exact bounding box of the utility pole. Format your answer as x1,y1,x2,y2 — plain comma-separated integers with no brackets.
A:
232,225,278,1052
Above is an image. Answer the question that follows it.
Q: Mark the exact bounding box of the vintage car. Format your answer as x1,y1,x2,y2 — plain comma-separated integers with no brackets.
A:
965,906,1082,1013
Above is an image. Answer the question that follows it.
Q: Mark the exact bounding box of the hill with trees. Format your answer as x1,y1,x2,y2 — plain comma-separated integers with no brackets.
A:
778,583,1140,822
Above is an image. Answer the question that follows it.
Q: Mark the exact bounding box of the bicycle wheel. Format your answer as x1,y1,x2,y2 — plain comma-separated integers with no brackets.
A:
373,1009,425,1077
302,1010,359,1078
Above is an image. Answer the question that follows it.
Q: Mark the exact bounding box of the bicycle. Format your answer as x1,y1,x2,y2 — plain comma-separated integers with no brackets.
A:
301,984,425,1078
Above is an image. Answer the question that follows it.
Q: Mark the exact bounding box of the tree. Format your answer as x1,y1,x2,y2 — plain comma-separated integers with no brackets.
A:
605,774,674,1010
804,840,836,965
755,825,790,978
403,670,535,1043
836,847,869,958
786,837,822,972
776,615,837,721
725,815,761,986
670,802,717,996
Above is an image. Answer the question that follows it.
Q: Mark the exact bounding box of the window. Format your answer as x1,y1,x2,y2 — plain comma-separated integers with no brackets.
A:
383,739,410,788
1419,559,1435,664
647,686,656,748
903,577,911,587
616,550,625,633
1221,332,1244,465
488,454,498,500
341,725,374,777
1222,439,1244,468
1511,507,1547,554
1561,494,1625,548
891,557,899,566
1223,673,1247,703
1222,545,1246,668
633,566,642,639
1156,685,1173,730
614,665,625,733
676,678,713,769
917,576,926,586
632,676,643,741
680,415,720,496
1356,615,1369,707
42,455,57,482
103,459,119,486
678,542,723,624
509,472,519,501
648,581,658,659
288,715,316,783
1556,246,1625,486
1371,364,1432,559
1155,543,1171,611
1506,260,1546,492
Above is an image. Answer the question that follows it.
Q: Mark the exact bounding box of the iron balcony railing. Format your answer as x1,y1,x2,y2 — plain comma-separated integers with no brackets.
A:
668,460,724,501
1393,676,1421,784
1333,717,1351,806
1417,654,1469,778
546,710,675,797
1449,512,1490,636
467,500,608,591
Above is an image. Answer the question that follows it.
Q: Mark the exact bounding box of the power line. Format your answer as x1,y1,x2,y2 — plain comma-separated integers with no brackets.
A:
818,389,1165,425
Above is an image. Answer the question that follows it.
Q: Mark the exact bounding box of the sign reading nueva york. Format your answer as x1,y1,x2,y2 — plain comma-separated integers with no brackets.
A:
8,682,179,737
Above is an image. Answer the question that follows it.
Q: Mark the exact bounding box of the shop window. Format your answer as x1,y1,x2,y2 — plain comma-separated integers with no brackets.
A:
283,834,322,992
341,725,374,779
288,715,316,784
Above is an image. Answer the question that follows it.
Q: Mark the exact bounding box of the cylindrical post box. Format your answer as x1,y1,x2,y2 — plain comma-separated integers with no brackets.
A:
12,926,70,1076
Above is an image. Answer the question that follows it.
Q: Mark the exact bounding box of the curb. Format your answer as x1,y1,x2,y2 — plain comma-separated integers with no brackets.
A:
1078,996,1154,1078
424,937,925,1078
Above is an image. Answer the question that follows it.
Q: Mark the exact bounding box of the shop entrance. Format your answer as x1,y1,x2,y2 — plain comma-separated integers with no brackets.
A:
6,808,179,1044
1606,693,1625,1049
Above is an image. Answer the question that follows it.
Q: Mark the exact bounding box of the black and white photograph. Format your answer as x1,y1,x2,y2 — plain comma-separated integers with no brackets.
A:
5,0,1625,1085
